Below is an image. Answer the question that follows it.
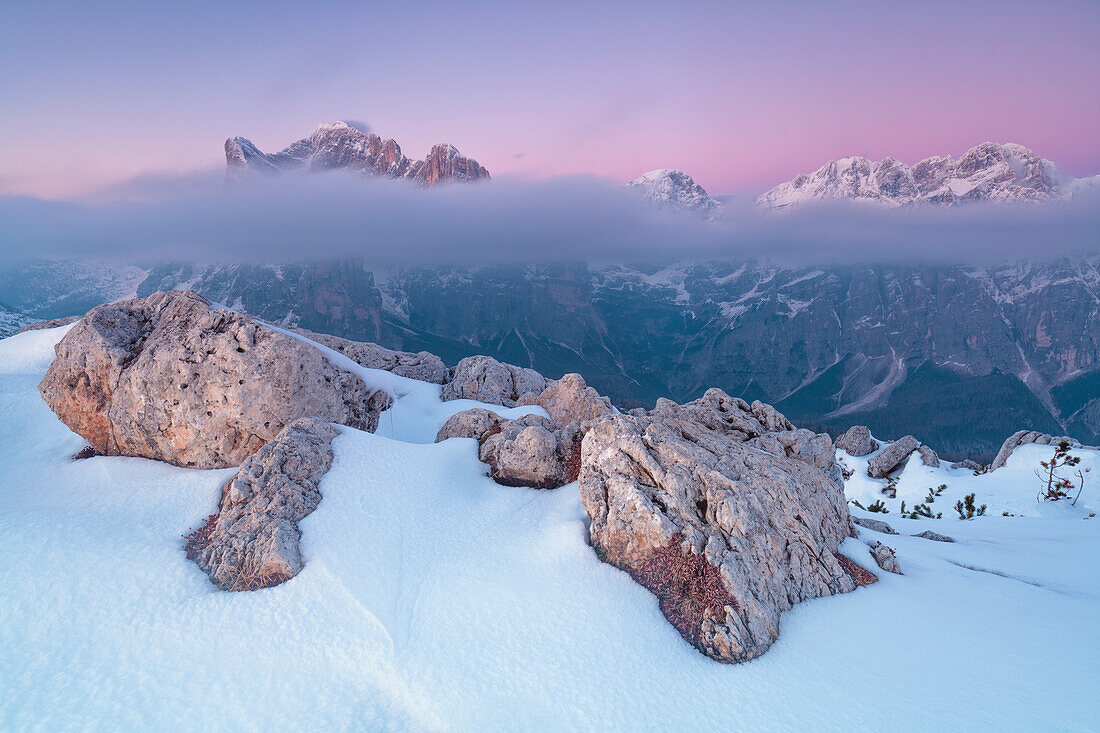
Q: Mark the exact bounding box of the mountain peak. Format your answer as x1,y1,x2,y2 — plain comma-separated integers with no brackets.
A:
627,169,724,221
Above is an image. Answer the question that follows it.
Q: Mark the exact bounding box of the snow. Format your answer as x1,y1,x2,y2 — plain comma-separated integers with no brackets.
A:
2,327,1099,729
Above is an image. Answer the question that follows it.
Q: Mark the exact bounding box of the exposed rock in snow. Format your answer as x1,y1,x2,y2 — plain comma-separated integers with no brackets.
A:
289,327,448,384
951,459,984,471
441,355,549,407
38,290,390,469
991,429,1079,470
17,315,82,334
225,121,489,187
913,530,955,543
868,541,903,575
854,516,897,535
836,425,879,457
196,418,339,590
533,372,614,427
918,445,940,468
758,142,1069,208
867,435,920,478
626,169,725,220
579,410,857,663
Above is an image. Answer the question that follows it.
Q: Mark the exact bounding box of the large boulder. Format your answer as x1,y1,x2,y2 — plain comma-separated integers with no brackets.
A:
39,290,390,469
441,355,549,407
290,327,448,384
533,372,614,427
917,445,940,468
579,412,858,663
866,435,920,478
436,408,581,489
193,419,338,590
835,425,878,457
991,430,1078,470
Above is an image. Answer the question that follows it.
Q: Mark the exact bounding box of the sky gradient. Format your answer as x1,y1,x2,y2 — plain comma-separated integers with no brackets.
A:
2,0,1098,198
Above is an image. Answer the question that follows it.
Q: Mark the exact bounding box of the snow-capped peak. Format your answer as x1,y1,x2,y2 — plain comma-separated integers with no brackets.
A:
627,169,724,221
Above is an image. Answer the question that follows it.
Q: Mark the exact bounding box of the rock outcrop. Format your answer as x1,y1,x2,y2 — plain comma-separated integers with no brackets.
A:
534,372,614,427
17,315,82,333
868,541,903,575
436,408,581,489
441,355,549,407
867,435,920,478
854,517,897,535
917,445,940,468
290,327,448,384
194,419,338,590
991,430,1078,470
579,411,857,663
836,425,878,457
913,530,954,543
39,290,390,469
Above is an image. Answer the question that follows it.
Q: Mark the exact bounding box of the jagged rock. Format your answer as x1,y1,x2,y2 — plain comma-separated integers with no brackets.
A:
951,459,984,471
17,315,82,333
532,372,614,427
38,290,390,469
991,430,1078,470
441,355,550,407
650,388,793,439
867,541,903,574
836,425,878,457
579,412,857,663
195,419,338,590
747,428,841,481
913,530,955,543
917,445,940,467
436,408,581,489
854,517,897,535
290,327,448,383
867,435,920,478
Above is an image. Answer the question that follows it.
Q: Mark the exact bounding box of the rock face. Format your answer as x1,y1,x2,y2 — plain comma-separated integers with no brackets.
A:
836,425,878,457
291,327,448,384
867,435,920,478
225,121,489,187
436,408,581,489
38,290,390,469
626,169,724,221
991,430,1078,470
757,142,1064,208
534,372,614,426
579,411,857,663
441,355,549,407
651,389,793,438
195,419,338,590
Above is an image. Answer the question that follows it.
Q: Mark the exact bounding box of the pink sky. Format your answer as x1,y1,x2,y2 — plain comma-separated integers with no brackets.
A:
2,1,1098,198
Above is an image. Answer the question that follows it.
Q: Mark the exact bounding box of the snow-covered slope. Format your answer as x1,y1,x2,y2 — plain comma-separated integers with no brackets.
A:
758,142,1074,208
626,169,725,220
1,327,1098,729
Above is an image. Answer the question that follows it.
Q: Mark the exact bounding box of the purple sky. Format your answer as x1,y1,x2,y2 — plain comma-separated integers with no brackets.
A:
2,0,1098,198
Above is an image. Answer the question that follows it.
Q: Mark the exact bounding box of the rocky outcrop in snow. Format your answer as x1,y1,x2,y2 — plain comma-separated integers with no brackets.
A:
917,445,940,468
195,418,338,590
38,290,390,469
854,517,897,535
990,430,1079,470
626,169,724,220
441,355,550,407
868,541,902,575
534,372,614,427
225,121,489,187
578,408,858,663
836,425,878,457
867,435,920,478
758,142,1065,208
290,327,448,383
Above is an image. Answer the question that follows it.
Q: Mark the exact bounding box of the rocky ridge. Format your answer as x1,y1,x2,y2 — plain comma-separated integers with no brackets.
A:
627,169,725,220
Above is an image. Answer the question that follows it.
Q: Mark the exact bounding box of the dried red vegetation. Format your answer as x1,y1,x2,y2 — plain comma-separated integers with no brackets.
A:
564,439,582,483
624,542,739,651
72,445,99,460
834,552,879,586
182,513,219,561
224,564,291,592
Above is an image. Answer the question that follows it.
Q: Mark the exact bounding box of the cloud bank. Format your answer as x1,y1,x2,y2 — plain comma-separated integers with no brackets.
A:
0,171,1097,267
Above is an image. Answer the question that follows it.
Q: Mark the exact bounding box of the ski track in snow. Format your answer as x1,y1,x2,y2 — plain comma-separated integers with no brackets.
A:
1,326,1099,730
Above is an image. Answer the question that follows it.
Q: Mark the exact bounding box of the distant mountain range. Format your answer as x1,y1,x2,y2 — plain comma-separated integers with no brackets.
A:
626,169,725,220
225,121,490,186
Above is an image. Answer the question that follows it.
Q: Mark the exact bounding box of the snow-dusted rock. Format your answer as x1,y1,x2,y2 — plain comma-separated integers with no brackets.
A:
533,372,614,427
195,419,338,590
441,355,549,407
39,290,390,469
291,327,448,383
579,412,857,663
991,430,1078,470
912,530,954,543
626,169,724,221
917,445,940,468
868,541,903,575
867,435,920,478
854,517,897,535
836,425,878,457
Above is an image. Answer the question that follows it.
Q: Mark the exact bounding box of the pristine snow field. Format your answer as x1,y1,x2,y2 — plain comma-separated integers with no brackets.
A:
2,326,1099,731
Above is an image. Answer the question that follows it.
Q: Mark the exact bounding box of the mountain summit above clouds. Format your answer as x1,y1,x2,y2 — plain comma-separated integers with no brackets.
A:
225,121,490,187
756,142,1072,208
627,169,725,220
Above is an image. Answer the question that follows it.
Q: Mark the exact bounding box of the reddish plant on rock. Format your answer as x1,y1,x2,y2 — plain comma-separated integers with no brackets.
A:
182,513,219,561
625,541,739,651
833,552,878,587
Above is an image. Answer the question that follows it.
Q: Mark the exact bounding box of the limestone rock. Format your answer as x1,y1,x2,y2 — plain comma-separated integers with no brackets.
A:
435,407,505,442
991,430,1077,470
441,355,549,407
867,435,920,478
854,516,897,535
194,419,338,590
17,315,82,333
912,530,954,543
291,327,448,383
868,541,903,574
650,389,794,439
917,445,940,467
38,290,390,469
951,459,984,471
835,425,878,457
747,428,841,482
579,412,857,663
532,372,614,427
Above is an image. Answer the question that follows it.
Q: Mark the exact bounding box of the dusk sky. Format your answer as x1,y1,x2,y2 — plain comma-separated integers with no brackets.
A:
2,0,1098,198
